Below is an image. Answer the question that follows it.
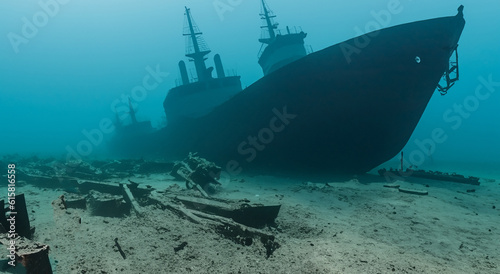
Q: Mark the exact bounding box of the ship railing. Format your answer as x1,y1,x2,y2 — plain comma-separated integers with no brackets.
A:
257,28,310,59
175,69,238,86
259,26,304,41
275,26,304,35
175,76,196,87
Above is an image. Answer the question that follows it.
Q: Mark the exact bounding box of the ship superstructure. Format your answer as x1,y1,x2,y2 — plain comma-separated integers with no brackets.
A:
258,0,308,75
163,7,242,123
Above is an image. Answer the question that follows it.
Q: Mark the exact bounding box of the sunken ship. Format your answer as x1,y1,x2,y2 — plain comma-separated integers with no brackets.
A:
110,2,466,174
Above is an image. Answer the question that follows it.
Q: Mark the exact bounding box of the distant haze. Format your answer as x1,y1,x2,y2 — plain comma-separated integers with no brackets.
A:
1,0,499,168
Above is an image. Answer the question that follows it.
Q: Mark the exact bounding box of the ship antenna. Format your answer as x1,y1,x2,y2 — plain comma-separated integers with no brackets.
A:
259,0,278,44
184,6,211,82
128,97,137,124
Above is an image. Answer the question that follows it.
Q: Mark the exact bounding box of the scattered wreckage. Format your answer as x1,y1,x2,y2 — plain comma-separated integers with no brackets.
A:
378,168,481,185
0,154,282,272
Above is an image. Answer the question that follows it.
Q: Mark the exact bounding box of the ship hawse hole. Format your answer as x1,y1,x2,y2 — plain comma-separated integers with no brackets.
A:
415,56,421,63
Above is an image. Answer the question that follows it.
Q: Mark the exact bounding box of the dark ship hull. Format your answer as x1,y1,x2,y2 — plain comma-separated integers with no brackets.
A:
113,10,465,174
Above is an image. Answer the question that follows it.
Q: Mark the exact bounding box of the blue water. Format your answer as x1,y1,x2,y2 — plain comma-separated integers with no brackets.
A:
1,2,500,273
1,0,499,174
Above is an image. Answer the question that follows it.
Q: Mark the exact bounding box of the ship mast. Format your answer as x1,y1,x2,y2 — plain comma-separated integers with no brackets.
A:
184,6,211,82
128,97,137,124
259,0,278,44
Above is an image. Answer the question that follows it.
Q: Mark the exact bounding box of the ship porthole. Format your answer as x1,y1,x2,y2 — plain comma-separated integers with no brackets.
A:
415,56,421,63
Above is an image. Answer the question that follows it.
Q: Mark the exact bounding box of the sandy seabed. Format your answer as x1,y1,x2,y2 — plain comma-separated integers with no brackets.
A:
1,161,499,274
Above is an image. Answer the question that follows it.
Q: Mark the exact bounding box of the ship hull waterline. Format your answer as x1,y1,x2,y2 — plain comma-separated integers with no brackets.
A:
113,13,465,175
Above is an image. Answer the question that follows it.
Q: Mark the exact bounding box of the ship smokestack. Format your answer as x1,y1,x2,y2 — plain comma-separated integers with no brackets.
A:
214,54,225,78
179,60,189,85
